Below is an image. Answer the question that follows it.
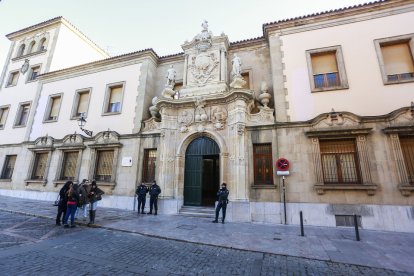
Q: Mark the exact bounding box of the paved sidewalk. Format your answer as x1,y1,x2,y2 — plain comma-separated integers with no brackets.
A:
1,195,413,273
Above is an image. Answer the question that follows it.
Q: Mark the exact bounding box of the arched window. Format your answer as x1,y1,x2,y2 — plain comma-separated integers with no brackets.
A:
17,44,26,57
28,41,36,54
39,38,47,51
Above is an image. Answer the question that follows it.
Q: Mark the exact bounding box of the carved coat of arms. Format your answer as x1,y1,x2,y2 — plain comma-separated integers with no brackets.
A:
188,52,219,86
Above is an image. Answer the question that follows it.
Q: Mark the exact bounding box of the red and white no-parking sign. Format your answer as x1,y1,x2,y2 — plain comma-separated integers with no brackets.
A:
276,158,290,171
276,158,290,176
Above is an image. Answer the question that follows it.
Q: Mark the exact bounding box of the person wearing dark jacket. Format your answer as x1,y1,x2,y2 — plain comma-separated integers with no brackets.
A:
63,182,79,228
212,183,229,224
136,183,148,214
55,181,71,226
88,181,104,226
148,181,161,215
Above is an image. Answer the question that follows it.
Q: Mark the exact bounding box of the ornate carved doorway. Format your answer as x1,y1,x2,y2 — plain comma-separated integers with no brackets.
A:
184,136,220,206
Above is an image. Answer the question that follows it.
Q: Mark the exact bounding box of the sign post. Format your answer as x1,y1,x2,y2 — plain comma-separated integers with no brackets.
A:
276,158,290,225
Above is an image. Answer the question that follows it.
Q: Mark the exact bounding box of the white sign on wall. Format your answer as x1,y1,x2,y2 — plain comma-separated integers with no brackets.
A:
121,157,133,167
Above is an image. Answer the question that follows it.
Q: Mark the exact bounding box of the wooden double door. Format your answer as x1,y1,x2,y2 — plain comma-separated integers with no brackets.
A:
184,137,220,206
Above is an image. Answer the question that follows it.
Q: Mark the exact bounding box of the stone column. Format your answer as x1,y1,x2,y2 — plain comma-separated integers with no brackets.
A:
311,138,323,184
390,134,409,184
220,48,226,82
356,135,373,184
183,54,188,86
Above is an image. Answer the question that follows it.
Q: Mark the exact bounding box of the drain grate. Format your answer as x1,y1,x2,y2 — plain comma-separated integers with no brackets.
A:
177,225,197,230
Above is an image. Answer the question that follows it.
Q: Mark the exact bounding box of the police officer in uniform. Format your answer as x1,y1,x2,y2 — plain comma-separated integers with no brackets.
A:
212,183,229,224
148,180,161,215
135,183,148,214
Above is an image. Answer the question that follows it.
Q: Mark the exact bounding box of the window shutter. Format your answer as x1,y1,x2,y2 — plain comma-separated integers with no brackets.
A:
77,92,89,114
311,52,338,74
382,43,414,75
109,86,122,103
50,97,61,117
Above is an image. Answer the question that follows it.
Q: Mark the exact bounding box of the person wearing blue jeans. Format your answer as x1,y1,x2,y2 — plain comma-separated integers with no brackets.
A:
63,183,80,228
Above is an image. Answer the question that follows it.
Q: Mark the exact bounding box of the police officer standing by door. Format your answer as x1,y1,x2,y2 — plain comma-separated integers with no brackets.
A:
136,183,148,215
212,183,229,224
148,180,161,215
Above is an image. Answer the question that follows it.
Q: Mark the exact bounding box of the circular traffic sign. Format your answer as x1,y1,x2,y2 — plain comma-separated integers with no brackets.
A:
276,158,290,171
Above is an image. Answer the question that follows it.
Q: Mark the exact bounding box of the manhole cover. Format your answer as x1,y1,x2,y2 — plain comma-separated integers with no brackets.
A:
177,225,196,230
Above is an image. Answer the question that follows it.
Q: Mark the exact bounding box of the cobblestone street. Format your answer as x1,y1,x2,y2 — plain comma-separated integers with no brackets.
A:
0,211,408,276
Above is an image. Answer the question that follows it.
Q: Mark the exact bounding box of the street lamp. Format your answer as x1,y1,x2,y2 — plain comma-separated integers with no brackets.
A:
77,114,93,137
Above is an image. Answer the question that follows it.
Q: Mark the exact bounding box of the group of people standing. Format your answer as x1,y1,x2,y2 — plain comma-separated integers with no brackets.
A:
135,181,161,215
56,179,229,226
56,179,104,228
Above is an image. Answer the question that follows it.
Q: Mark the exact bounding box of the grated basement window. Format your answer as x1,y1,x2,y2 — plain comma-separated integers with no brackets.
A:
335,215,361,227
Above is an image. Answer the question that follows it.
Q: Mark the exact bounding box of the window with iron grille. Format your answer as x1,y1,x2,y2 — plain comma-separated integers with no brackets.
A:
142,149,157,183
94,150,114,182
253,144,273,185
32,152,48,180
1,155,17,179
60,152,78,180
320,139,361,184
400,136,414,184
335,215,361,227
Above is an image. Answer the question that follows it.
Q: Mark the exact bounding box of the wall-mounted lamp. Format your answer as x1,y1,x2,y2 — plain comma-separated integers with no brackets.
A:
77,114,93,137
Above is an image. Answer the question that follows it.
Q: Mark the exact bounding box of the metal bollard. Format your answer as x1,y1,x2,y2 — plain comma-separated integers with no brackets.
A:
354,214,360,241
300,211,304,236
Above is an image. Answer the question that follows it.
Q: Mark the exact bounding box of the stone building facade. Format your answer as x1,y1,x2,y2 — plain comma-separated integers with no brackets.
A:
0,1,413,232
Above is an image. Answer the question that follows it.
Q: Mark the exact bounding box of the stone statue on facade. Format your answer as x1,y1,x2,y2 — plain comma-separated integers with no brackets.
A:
166,65,176,87
162,65,177,99
230,54,246,88
231,54,242,78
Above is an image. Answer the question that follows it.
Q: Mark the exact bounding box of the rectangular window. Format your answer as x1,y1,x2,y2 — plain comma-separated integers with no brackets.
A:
381,42,414,82
7,71,19,86
320,139,361,184
311,52,340,88
15,103,30,127
73,90,90,118
142,149,157,183
95,150,114,182
106,85,123,113
28,66,40,81
32,152,48,180
253,144,273,185
0,106,9,129
1,155,17,179
45,95,61,121
400,136,414,184
60,151,78,180
335,215,361,227
306,46,348,92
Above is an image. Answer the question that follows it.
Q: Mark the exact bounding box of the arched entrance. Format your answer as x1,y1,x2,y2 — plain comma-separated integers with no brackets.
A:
184,136,220,206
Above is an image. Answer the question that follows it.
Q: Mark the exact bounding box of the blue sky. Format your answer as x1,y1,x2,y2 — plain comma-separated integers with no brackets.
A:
0,0,369,65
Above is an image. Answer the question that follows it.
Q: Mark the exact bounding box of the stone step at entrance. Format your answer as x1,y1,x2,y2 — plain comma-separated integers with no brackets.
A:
179,206,215,218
